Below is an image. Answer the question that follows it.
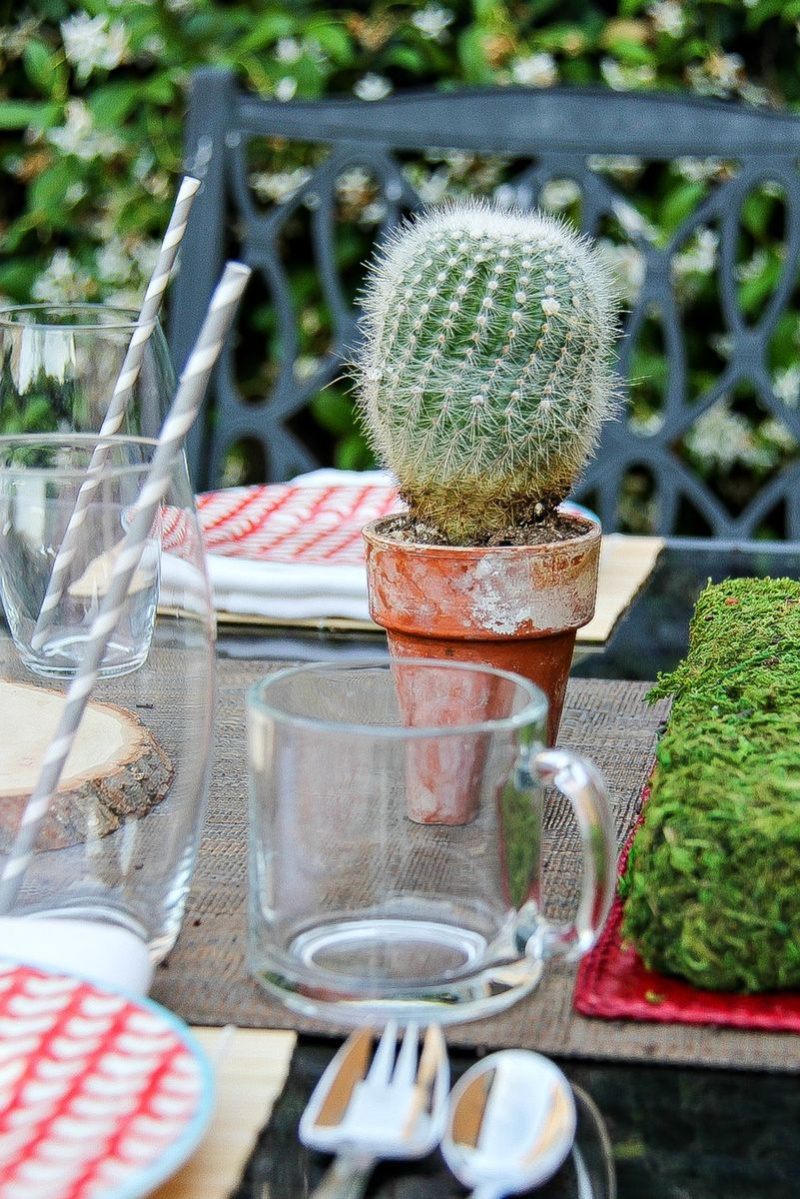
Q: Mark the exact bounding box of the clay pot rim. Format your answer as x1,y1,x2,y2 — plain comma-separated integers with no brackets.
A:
362,508,601,558
248,657,549,737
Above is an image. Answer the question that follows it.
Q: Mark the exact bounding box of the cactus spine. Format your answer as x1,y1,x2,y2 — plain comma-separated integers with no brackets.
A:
356,200,620,544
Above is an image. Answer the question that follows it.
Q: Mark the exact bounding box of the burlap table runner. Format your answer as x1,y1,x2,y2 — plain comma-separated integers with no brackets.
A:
152,658,800,1072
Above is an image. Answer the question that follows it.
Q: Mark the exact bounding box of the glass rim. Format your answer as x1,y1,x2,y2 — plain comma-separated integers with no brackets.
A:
0,303,147,331
0,432,160,476
247,657,549,739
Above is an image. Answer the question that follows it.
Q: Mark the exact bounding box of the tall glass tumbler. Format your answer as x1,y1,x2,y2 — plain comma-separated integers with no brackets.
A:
0,433,216,979
0,304,174,438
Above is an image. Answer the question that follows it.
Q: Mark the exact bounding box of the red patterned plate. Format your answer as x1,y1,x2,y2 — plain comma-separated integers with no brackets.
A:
0,959,213,1199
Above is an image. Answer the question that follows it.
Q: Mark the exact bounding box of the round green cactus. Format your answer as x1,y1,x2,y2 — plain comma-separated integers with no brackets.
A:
355,200,621,544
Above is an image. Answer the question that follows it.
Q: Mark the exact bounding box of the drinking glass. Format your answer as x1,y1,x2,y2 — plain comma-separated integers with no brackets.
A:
247,658,617,1025
0,435,162,678
0,304,173,438
0,433,216,985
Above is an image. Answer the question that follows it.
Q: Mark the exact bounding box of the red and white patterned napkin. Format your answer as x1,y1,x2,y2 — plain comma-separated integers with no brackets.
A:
196,470,401,621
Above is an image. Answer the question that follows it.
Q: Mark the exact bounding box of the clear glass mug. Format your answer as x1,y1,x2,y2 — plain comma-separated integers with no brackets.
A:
0,304,174,439
0,433,216,989
247,659,617,1025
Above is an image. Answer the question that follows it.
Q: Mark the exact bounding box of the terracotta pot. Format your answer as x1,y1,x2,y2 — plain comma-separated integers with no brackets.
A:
362,511,601,749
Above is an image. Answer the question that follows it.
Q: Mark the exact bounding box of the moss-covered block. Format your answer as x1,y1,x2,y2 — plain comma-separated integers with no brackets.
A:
621,576,800,992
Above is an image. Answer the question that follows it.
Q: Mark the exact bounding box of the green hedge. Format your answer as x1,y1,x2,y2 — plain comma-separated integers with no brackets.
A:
3,2,800,509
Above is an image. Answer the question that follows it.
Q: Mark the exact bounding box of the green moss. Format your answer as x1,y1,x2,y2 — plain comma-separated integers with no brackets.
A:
621,577,800,992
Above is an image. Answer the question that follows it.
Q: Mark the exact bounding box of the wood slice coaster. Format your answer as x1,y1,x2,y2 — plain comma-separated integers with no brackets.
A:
0,679,173,850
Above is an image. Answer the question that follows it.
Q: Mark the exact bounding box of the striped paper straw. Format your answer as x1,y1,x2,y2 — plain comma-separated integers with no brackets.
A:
0,261,251,914
31,175,201,651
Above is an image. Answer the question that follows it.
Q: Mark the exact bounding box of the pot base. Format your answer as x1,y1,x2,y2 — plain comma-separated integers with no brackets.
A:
386,627,576,747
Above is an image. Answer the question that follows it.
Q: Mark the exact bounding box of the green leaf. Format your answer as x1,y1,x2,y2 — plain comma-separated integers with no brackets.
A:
0,260,39,301
660,181,706,232
532,24,589,54
384,45,428,73
605,39,656,66
0,100,61,130
89,82,142,127
740,188,782,238
23,40,62,99
30,163,77,216
457,28,493,84
143,75,178,105
237,14,296,54
304,20,352,65
738,258,782,315
336,433,374,471
311,391,356,436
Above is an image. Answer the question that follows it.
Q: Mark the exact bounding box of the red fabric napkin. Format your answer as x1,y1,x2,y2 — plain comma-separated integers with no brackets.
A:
574,795,800,1032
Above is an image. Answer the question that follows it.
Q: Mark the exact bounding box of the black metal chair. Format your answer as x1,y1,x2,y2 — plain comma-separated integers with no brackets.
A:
171,68,800,537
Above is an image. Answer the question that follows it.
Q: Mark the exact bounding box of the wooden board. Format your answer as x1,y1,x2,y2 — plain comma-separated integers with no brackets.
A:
0,679,173,849
211,534,665,645
152,1027,297,1199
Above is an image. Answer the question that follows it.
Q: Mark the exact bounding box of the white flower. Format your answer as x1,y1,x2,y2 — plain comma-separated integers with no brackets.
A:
685,403,772,471
46,100,124,161
411,5,454,40
539,179,581,211
96,242,134,285
336,167,373,203
60,13,128,83
773,365,800,408
612,198,658,243
687,54,743,98
141,35,165,57
673,156,728,183
31,249,94,303
511,52,558,88
735,248,770,283
353,74,392,102
250,167,311,205
293,354,323,380
587,154,644,180
275,37,302,63
600,58,655,90
0,18,38,56
709,53,744,89
762,418,798,451
648,0,684,37
361,200,387,225
596,241,646,304
672,227,718,277
64,182,87,206
494,183,522,209
275,77,298,102
739,82,770,107
415,168,450,205
709,333,733,359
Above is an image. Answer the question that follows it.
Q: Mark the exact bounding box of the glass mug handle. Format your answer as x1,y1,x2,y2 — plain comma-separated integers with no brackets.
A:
520,747,618,963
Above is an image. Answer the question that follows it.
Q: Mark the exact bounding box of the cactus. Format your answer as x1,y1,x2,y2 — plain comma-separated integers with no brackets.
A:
355,200,621,544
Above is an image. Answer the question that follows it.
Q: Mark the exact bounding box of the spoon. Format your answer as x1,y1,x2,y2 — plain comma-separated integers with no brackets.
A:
441,1049,576,1198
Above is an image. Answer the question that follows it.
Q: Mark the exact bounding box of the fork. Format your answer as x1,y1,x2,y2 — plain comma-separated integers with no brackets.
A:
299,1020,449,1199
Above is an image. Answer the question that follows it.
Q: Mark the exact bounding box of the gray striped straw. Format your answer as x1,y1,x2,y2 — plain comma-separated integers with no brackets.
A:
31,175,201,651
0,261,251,913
